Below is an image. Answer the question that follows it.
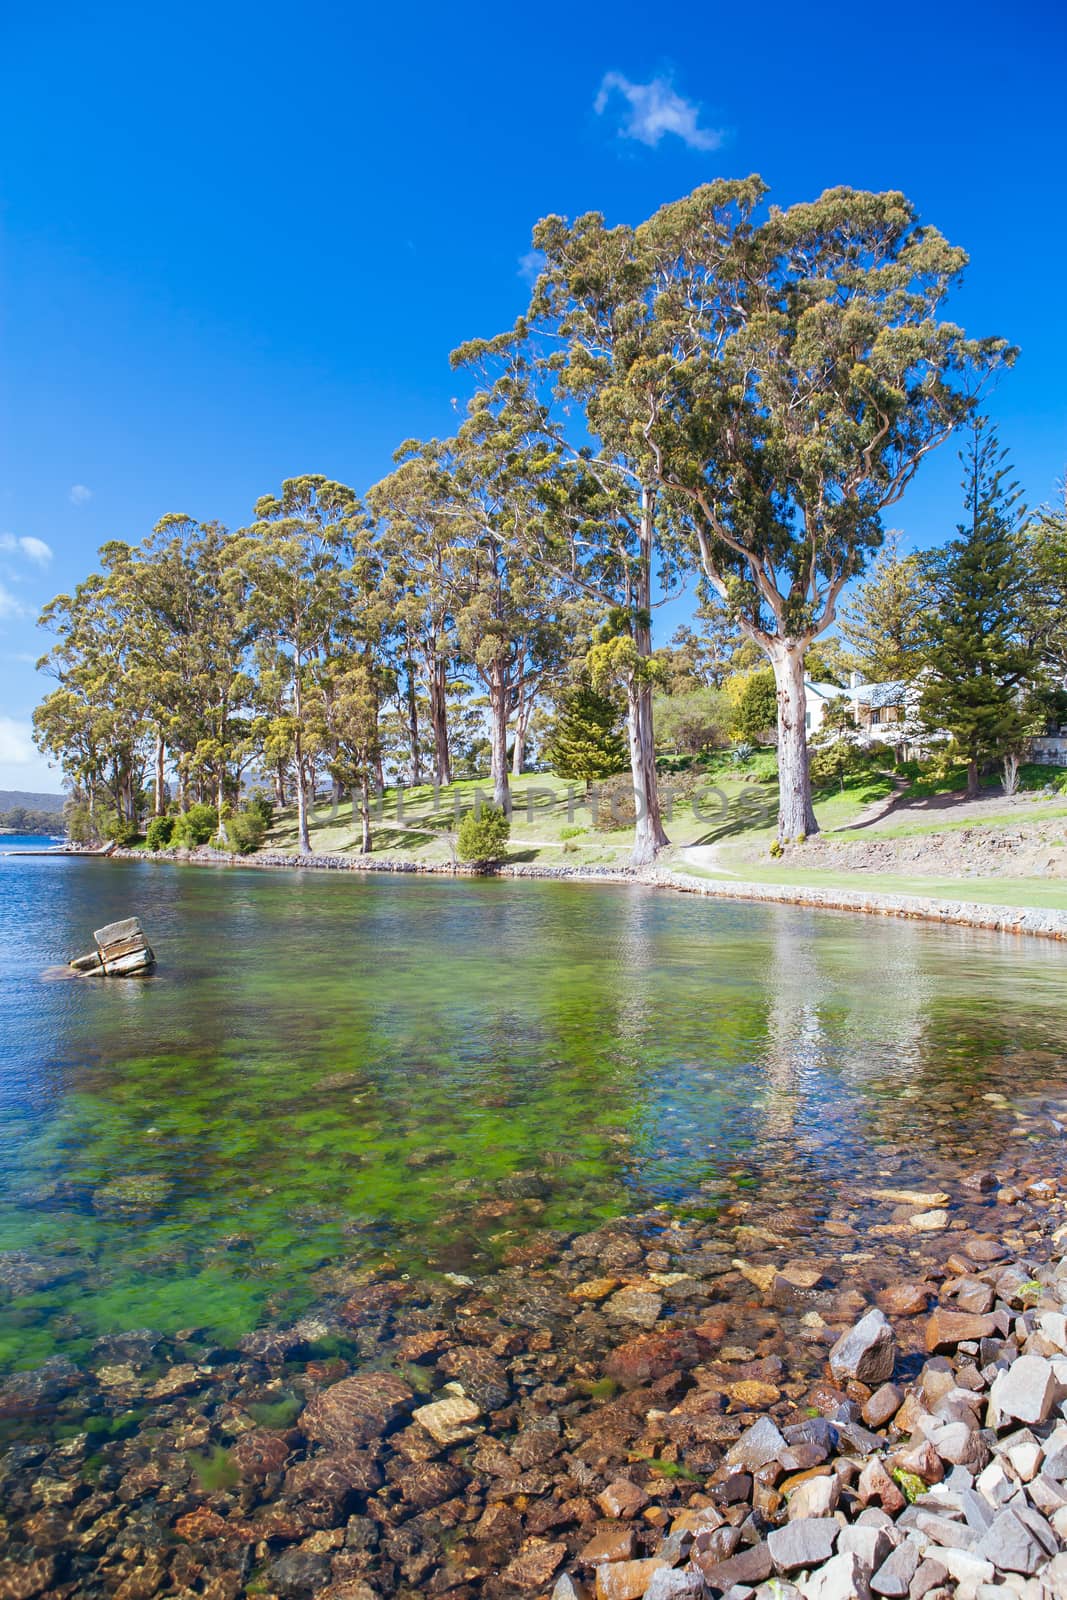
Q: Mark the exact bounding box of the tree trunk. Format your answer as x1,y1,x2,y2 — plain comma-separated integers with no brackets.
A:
511,698,531,777
489,661,510,812
293,670,311,854
154,731,166,816
966,757,980,798
216,770,226,837
359,770,372,853
627,487,669,867
627,676,669,866
770,643,819,841
430,656,452,786
406,659,423,785
274,761,286,807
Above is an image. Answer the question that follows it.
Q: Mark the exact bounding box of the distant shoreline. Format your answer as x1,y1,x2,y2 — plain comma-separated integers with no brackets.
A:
99,844,1067,944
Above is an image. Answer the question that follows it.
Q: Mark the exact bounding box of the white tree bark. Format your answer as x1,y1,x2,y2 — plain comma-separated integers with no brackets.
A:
770,642,818,840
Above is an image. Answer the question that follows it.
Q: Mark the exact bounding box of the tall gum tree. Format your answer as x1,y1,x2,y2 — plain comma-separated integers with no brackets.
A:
454,212,695,865
236,476,363,854
642,180,1014,839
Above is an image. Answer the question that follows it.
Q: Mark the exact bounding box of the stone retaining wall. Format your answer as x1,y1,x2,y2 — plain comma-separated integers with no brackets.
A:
109,848,1067,943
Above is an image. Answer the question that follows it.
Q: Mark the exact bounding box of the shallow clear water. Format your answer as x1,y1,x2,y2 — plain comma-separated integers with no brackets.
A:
2,855,1066,1374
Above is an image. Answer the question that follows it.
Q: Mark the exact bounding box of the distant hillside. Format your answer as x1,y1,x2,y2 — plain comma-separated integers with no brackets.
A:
0,789,66,814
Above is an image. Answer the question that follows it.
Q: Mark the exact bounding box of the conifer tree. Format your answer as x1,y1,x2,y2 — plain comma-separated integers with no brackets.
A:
546,680,628,793
920,422,1037,796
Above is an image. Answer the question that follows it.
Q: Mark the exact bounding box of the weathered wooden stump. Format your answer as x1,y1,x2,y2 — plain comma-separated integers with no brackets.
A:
69,916,156,976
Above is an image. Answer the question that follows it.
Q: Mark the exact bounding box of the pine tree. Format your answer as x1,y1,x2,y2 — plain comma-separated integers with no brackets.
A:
839,532,935,682
920,422,1037,797
546,681,628,792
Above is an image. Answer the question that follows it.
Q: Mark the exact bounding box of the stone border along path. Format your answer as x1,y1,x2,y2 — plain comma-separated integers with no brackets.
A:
110,848,1067,944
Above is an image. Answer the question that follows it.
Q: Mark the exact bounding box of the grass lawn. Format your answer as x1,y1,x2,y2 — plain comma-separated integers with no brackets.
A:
675,860,1067,911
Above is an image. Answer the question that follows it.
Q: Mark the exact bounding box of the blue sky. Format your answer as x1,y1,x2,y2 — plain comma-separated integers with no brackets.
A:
1,0,1064,790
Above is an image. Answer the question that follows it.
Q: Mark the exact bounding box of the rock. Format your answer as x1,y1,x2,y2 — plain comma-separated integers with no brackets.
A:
951,1277,995,1315
605,1288,663,1328
579,1527,637,1565
801,1552,873,1600
501,1541,568,1591
727,1379,781,1407
412,1393,482,1445
907,1559,948,1599
829,1310,897,1386
269,1548,334,1596
878,1284,930,1318
283,1451,384,1502
594,1560,668,1600
768,1517,838,1572
909,1210,950,1232
644,1570,703,1600
857,1458,906,1514
596,1480,648,1519
838,1524,892,1571
230,1427,291,1479
552,1577,591,1600
300,1372,413,1448
726,1415,788,1472
870,1540,919,1597
788,1473,841,1519
437,1345,511,1409
604,1331,703,1388
862,1384,904,1429
694,1541,774,1589
925,1308,1000,1352
974,1509,1045,1575
570,1278,621,1301
0,1558,57,1599
989,1354,1065,1425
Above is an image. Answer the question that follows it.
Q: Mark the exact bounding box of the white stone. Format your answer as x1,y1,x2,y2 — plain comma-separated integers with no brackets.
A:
927,1546,996,1586
788,1473,841,1519
989,1355,1066,1427
999,1428,1043,1482
799,1551,873,1600
910,1209,950,1232
411,1393,482,1445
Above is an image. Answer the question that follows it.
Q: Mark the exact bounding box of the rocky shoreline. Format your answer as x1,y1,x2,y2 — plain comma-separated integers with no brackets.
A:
4,1105,1067,1599
108,847,1067,944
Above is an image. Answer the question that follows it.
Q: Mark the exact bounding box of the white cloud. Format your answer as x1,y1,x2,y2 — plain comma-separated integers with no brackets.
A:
0,583,27,620
518,249,546,285
0,533,52,566
595,72,726,152
69,484,93,505
0,716,59,790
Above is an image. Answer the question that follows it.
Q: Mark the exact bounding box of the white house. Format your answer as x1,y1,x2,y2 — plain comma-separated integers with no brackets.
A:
804,676,921,753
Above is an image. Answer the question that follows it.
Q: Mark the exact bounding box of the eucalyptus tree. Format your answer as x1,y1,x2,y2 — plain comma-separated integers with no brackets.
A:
367,450,460,786
235,476,364,853
34,542,157,825
642,180,1014,838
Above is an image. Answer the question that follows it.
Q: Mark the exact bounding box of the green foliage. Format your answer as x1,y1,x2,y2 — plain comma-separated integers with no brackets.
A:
546,681,628,788
225,808,267,855
456,803,510,863
920,424,1038,791
247,793,275,829
64,800,95,844
95,805,140,847
840,533,936,681
173,802,219,848
731,671,778,743
731,743,755,766
654,686,731,756
559,825,587,840
145,815,175,851
591,775,637,832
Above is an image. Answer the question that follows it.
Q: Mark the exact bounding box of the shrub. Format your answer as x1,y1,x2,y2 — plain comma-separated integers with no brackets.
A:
173,802,219,848
456,804,510,864
146,815,175,851
225,808,267,855
247,793,275,829
591,775,637,832
559,825,587,840
95,806,140,846
731,742,755,766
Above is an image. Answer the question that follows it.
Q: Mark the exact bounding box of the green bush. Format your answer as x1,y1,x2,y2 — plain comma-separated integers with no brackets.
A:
173,802,219,848
225,809,267,855
247,793,275,829
96,806,140,847
456,804,510,864
559,825,587,840
145,815,175,851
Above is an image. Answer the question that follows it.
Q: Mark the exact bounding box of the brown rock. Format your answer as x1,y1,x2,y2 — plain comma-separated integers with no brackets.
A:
694,1540,774,1587
579,1526,636,1565
862,1382,904,1429
0,1558,57,1600
500,1541,567,1591
878,1282,930,1317
596,1480,648,1520
594,1560,667,1600
231,1428,290,1480
726,1379,780,1408
604,1331,703,1388
924,1308,998,1353
300,1372,413,1447
857,1457,905,1513
284,1451,384,1501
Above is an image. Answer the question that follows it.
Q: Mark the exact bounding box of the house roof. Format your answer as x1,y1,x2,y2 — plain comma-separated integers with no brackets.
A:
853,680,907,707
804,681,849,701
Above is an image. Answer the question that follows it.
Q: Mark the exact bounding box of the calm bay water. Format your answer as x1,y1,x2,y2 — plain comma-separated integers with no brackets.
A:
1,855,1066,1375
